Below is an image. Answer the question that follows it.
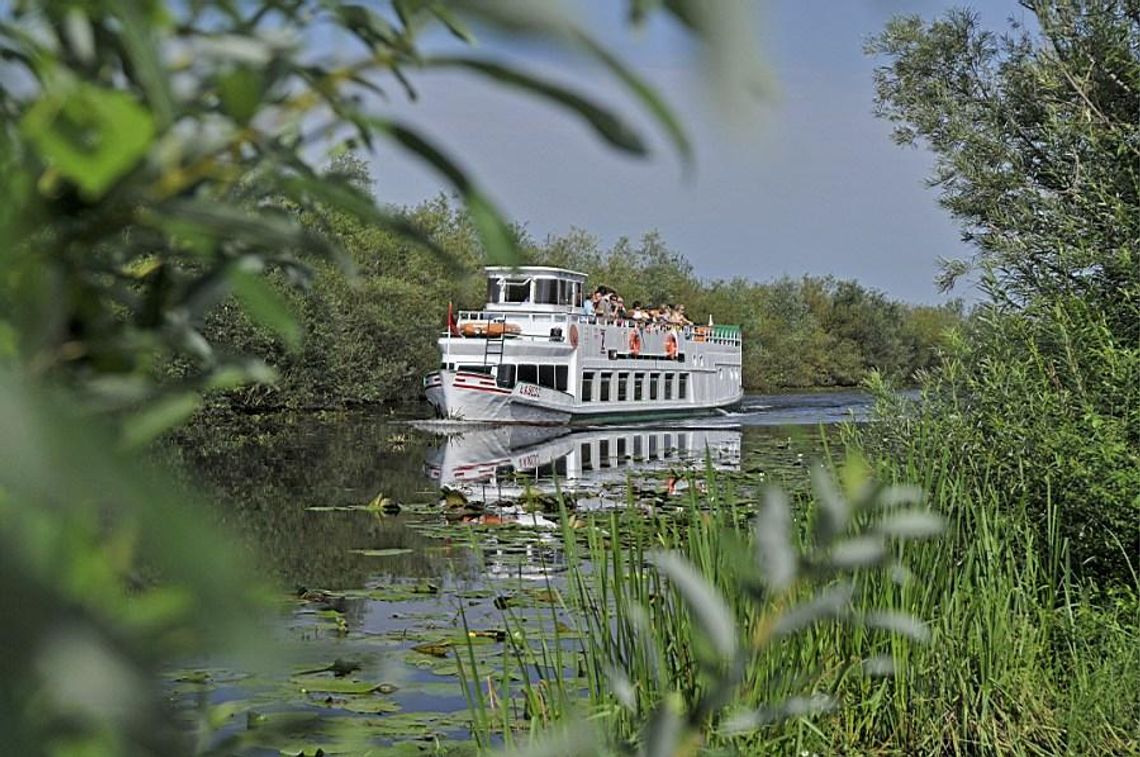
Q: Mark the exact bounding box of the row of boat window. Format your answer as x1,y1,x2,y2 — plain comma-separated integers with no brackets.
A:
443,363,691,400
447,363,570,391
583,371,688,402
503,434,690,479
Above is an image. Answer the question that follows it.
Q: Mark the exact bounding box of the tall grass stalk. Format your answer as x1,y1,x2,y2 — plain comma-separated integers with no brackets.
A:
546,446,1138,754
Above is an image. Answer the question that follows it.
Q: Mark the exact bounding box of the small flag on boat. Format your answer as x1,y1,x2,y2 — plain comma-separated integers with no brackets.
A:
447,302,460,336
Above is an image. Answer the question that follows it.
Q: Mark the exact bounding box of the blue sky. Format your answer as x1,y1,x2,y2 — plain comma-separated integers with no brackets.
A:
364,1,1030,304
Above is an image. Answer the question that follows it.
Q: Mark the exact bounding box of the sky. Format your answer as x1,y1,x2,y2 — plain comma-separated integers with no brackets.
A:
362,1,1030,304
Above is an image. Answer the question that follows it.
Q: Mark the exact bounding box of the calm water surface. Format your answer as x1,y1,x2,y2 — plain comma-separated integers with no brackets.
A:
172,390,872,752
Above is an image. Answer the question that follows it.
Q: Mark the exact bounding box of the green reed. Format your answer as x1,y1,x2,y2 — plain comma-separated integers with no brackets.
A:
459,437,1138,755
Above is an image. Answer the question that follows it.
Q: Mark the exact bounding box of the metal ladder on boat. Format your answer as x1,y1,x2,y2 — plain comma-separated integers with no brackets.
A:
483,319,505,368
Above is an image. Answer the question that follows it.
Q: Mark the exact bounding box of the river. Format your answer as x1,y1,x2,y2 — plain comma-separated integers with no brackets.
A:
169,389,873,753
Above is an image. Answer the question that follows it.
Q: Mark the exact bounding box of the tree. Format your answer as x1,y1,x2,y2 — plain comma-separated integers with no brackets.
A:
868,0,1139,337
867,1,1139,581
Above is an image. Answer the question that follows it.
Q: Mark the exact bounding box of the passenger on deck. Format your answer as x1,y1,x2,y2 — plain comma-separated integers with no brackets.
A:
630,301,648,322
676,304,693,326
612,295,626,321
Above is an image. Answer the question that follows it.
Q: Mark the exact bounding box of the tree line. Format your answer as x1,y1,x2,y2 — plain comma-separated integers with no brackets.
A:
194,178,963,411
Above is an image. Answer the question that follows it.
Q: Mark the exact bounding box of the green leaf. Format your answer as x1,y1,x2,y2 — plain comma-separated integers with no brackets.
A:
217,66,264,126
755,487,796,593
430,4,477,43
649,551,736,660
21,84,155,200
365,119,518,264
349,548,414,557
424,56,648,155
875,510,945,539
572,31,692,167
121,392,202,449
229,270,301,350
274,173,459,272
466,191,516,265
108,0,174,129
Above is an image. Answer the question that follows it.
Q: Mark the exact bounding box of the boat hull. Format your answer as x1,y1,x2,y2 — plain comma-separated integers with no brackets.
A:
425,371,573,424
425,369,742,425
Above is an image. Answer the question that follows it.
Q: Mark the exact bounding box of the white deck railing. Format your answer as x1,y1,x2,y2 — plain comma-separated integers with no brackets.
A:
446,309,742,347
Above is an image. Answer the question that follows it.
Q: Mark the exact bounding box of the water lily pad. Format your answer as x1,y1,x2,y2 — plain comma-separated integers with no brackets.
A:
291,676,384,694
411,642,452,658
350,548,415,557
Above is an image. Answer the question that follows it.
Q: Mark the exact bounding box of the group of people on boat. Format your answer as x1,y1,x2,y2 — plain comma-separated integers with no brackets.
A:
584,286,694,326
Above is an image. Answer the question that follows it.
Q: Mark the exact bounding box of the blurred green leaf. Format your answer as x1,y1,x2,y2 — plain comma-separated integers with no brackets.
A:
108,0,174,129
755,487,796,593
367,118,518,264
121,392,202,449
229,270,302,350
876,510,945,539
21,83,155,200
218,67,264,126
425,56,648,156
649,551,736,660
572,31,692,167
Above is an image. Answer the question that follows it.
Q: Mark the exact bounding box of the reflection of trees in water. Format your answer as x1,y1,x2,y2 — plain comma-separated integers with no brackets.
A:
165,410,839,589
166,412,471,588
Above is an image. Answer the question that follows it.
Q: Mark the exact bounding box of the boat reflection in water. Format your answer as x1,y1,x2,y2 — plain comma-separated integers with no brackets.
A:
423,423,743,519
421,423,742,581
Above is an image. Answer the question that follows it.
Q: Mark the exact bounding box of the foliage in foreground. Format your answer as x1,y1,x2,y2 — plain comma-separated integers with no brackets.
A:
0,1,750,755
474,453,1137,755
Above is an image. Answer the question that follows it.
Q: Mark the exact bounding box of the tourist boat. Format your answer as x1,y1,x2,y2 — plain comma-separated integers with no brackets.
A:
423,266,744,423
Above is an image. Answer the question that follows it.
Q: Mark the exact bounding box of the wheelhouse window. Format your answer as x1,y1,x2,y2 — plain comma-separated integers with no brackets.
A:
497,364,516,388
664,373,673,400
535,278,559,304
540,364,555,388
679,373,689,399
617,372,629,401
582,372,594,401
649,372,660,400
599,372,612,402
518,364,538,384
487,278,502,303
633,373,645,401
556,366,568,391
504,279,531,303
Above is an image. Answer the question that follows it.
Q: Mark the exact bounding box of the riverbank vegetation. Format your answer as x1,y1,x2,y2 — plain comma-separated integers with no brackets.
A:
195,187,965,412
2,0,1137,755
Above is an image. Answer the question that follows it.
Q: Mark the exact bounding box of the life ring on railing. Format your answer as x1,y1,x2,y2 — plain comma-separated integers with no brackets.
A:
460,321,520,338
665,332,678,359
628,329,642,356
569,324,579,349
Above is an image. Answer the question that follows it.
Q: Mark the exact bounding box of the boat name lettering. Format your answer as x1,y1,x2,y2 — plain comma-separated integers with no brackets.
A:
520,384,542,398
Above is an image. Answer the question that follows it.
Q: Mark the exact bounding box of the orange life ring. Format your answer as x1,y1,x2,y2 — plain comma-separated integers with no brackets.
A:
665,332,678,359
628,329,642,356
459,321,520,338
569,324,579,348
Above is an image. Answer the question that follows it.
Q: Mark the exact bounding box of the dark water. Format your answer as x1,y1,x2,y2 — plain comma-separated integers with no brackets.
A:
170,389,872,753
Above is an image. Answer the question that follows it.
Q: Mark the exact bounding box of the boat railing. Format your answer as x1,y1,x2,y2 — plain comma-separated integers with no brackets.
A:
451,310,742,347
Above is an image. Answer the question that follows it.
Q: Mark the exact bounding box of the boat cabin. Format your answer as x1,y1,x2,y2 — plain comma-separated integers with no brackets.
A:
484,266,587,312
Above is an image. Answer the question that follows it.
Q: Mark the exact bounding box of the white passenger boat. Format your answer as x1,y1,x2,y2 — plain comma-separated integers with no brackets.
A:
423,266,744,423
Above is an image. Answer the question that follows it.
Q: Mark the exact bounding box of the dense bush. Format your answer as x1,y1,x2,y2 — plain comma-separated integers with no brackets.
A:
865,0,1140,585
